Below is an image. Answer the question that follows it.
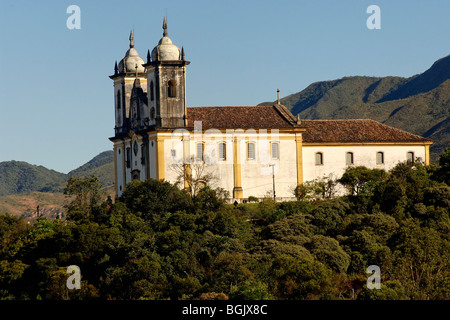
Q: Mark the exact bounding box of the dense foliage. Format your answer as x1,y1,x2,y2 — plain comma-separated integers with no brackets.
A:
0,150,449,300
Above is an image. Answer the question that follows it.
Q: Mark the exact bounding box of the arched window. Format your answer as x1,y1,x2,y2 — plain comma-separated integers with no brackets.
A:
150,81,154,101
168,80,176,98
346,152,354,165
315,152,323,165
376,152,384,164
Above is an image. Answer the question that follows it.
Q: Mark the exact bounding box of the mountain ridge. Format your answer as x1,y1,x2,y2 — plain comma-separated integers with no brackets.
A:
0,151,114,197
259,54,450,162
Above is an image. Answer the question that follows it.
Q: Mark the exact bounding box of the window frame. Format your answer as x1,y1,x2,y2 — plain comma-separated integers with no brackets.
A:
407,151,415,163
315,152,323,165
346,151,354,165
247,142,256,160
218,142,227,161
150,81,154,101
168,80,176,98
196,142,205,162
271,141,280,160
376,151,384,164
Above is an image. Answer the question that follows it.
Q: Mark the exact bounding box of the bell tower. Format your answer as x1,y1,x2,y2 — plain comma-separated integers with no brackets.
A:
110,30,147,136
143,18,190,128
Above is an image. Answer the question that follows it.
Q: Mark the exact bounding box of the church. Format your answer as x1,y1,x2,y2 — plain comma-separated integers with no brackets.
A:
109,19,433,200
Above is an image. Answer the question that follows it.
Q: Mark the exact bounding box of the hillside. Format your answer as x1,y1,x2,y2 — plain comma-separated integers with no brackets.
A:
0,151,115,218
259,55,450,162
68,150,114,187
0,161,67,197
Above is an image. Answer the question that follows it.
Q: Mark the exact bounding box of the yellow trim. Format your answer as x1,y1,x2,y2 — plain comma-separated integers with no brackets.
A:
233,136,243,199
145,139,150,180
295,134,303,186
156,137,165,180
425,145,430,166
182,134,191,190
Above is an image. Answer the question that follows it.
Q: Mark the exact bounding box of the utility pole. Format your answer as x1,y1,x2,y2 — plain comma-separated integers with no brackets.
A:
269,164,276,201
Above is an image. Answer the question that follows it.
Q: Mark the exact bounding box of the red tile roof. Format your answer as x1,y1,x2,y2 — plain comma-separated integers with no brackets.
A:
186,106,432,144
300,119,432,143
187,105,298,129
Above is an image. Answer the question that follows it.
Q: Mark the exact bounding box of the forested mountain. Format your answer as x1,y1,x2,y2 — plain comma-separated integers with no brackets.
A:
68,150,114,187
0,151,114,197
259,55,450,162
0,161,67,197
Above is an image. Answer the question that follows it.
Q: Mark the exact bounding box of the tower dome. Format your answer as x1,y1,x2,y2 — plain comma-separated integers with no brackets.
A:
151,18,181,61
118,30,145,73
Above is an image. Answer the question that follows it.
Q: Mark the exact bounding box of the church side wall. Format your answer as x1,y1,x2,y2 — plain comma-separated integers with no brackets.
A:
302,144,427,185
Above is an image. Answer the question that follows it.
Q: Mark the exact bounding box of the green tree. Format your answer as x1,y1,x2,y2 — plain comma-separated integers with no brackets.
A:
269,255,332,300
119,179,193,222
64,176,104,221
338,166,387,196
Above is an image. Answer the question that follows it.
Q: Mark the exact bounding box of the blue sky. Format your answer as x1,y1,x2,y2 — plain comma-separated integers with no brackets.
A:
0,0,449,173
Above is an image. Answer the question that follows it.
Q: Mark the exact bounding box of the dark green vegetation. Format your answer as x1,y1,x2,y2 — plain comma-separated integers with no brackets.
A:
0,149,448,300
260,55,450,163
0,161,68,196
0,151,114,197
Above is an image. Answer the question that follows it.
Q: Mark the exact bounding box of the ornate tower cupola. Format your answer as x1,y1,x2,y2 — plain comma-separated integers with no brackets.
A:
143,18,190,128
110,30,147,136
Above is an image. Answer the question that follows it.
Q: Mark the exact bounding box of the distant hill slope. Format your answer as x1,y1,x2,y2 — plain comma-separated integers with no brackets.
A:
0,161,67,197
259,55,450,162
68,150,114,187
0,151,114,197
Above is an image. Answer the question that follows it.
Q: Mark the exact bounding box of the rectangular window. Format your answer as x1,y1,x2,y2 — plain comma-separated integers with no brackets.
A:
248,142,256,160
346,152,354,165
407,152,414,163
196,143,204,161
377,152,384,164
126,147,131,168
141,145,146,165
271,142,279,159
315,152,323,165
219,142,226,160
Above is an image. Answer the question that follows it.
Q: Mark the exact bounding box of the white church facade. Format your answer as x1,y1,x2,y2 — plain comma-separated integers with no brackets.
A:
109,19,432,200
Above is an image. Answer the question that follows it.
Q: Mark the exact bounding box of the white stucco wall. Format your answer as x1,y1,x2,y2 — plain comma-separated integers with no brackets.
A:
302,144,427,185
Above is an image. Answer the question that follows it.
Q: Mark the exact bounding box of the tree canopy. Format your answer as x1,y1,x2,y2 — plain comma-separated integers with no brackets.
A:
0,152,449,300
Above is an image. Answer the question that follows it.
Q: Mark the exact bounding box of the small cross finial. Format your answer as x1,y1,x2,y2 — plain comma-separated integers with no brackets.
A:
129,30,135,48
163,17,168,37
